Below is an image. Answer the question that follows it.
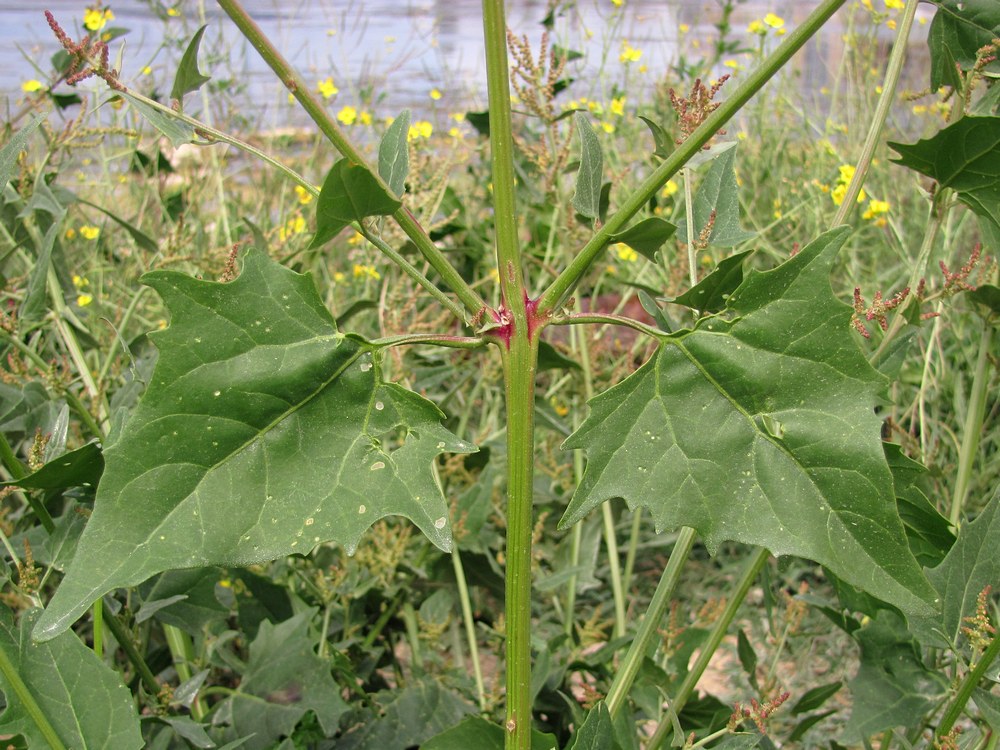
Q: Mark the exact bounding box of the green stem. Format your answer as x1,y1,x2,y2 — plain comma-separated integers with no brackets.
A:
551,313,663,341
949,321,993,526
937,630,1000,738
0,639,68,750
452,548,487,710
367,333,486,350
101,602,161,698
537,0,849,316
646,548,769,750
622,510,642,596
92,599,103,658
163,623,206,720
215,0,486,320
601,503,627,639
832,0,919,224
683,167,697,288
605,526,697,718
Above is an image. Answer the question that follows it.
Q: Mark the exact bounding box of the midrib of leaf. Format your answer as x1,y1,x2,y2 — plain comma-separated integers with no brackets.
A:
123,338,367,546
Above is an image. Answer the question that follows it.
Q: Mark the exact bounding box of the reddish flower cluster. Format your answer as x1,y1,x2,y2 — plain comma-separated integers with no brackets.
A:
45,10,124,91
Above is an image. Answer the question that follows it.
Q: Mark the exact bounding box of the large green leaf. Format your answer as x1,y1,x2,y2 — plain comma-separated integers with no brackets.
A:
216,611,348,750
0,607,142,749
310,158,402,248
928,0,1000,91
675,144,755,247
33,249,474,641
560,228,937,616
889,116,1000,237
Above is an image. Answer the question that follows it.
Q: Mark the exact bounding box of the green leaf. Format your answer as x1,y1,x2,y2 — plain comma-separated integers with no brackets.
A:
670,249,752,313
885,444,955,568
736,629,758,689
138,568,229,633
33,249,475,641
19,221,60,325
566,702,618,750
310,158,402,248
560,228,937,617
928,0,1000,91
421,715,559,750
170,25,212,104
0,115,43,195
341,680,475,750
974,688,1000,730
538,340,581,371
0,441,103,490
843,611,946,741
573,112,603,220
791,681,842,714
638,115,673,159
217,611,348,750
379,109,411,197
0,607,143,749
914,486,1000,647
889,116,1000,237
78,198,159,253
122,92,195,147
966,283,1000,314
609,218,677,262
676,145,755,247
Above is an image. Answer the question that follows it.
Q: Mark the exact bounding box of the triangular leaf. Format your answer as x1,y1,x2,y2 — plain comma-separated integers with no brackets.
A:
0,607,143,749
566,702,620,750
560,227,937,617
170,25,212,104
421,715,558,750
33,249,474,641
928,0,1000,91
609,217,676,262
670,249,752,313
310,158,402,248
218,611,348,750
123,92,195,147
889,116,1000,237
379,110,411,198
0,441,103,490
676,144,755,247
342,680,475,749
573,112,603,220
639,115,673,159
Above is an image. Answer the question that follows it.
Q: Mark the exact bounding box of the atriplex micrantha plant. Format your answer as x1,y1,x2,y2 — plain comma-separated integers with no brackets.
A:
1,1,999,748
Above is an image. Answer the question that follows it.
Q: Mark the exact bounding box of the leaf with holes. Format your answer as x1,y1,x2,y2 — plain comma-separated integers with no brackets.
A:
560,227,937,617
33,249,475,641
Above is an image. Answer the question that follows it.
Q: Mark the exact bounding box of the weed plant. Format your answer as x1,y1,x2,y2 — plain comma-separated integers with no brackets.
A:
0,1,998,749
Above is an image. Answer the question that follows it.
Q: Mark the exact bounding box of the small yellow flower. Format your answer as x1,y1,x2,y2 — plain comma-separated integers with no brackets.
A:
661,180,679,197
610,96,625,117
912,104,928,114
448,126,463,139
77,293,94,307
611,0,623,6
831,183,866,206
337,105,358,125
863,198,890,220
359,110,372,126
619,41,642,63
407,120,433,141
352,264,381,280
294,185,313,205
65,228,78,240
861,0,874,9
141,65,152,75
763,13,785,29
679,23,690,33
723,59,742,70
885,19,896,30
278,215,306,241
166,6,179,16
79,225,100,240
615,244,638,262
748,19,767,35
429,88,442,100
317,77,338,100
884,0,904,8
837,164,856,183
601,122,615,134
83,7,114,32
550,397,570,417
450,112,466,122
332,271,346,283
21,79,44,93
72,274,89,288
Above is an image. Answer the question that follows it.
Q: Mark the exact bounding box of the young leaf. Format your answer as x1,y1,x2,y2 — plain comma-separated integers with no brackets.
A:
889,116,1000,237
422,715,559,750
0,114,43,194
573,112,603,220
378,109,411,197
33,249,475,641
310,158,402,248
218,611,348,750
638,115,673,159
675,144,755,247
0,607,143,749
0,441,103,491
170,25,212,104
560,227,938,617
566,702,621,750
609,218,677,262
670,249,752,313
790,681,843,714
123,92,195,147
928,0,1000,91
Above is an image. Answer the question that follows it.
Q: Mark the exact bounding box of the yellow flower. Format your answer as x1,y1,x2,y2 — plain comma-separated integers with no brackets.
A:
611,0,623,6
723,59,742,70
610,96,625,117
278,215,306,241
601,122,615,134
141,65,152,75
294,185,313,205
831,183,866,206
679,23,690,33
429,88,442,100
21,79,44,93
407,120,433,141
615,244,638,262
72,274,89,288
450,112,466,122
166,6,179,16
619,41,642,63
863,198,890,220
317,77,338,99
837,164,856,183
337,105,357,125
79,225,100,240
352,264,381,280
332,271,346,283
861,0,874,9
763,13,785,29
912,104,928,114
661,179,679,197
550,397,570,417
359,110,372,126
748,19,767,35
77,293,94,307
885,19,896,30
83,7,114,32
65,228,77,240
884,0,904,8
